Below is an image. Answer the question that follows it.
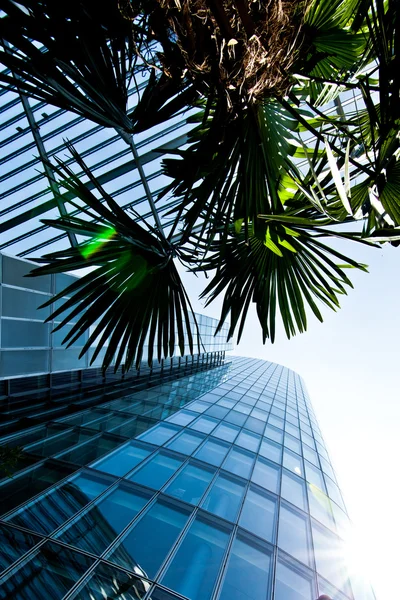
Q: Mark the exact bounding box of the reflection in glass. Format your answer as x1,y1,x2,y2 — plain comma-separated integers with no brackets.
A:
239,487,277,542
108,500,191,579
92,443,152,477
283,448,303,477
58,484,151,554
138,423,180,446
281,470,307,511
218,534,272,600
0,460,77,516
278,504,312,566
259,438,282,464
195,438,230,466
0,542,93,599
274,559,315,600
212,422,239,443
222,448,254,479
0,524,41,572
6,471,111,535
312,521,352,596
165,464,214,504
167,430,205,455
129,453,183,490
161,517,230,600
71,562,149,600
202,474,246,523
251,457,280,494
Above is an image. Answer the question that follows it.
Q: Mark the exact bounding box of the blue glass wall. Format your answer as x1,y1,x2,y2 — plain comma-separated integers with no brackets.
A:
0,357,374,599
0,252,232,378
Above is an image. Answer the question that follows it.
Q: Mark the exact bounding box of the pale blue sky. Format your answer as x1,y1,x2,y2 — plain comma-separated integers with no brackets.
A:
181,239,400,600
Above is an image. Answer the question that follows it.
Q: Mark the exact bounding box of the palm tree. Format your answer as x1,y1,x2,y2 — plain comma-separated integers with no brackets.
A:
0,0,398,370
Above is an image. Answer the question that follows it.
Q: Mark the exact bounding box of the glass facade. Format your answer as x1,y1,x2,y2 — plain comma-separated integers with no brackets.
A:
0,252,232,378
0,356,374,599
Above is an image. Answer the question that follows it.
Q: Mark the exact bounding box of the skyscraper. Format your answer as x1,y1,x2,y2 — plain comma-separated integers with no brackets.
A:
0,353,373,600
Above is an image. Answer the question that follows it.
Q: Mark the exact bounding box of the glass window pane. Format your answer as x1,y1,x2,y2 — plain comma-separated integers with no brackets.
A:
278,504,312,566
71,562,147,600
201,474,246,523
212,423,239,443
6,471,111,535
57,434,126,465
283,448,304,477
239,487,277,542
165,464,214,504
161,517,230,600
224,411,247,426
0,542,93,599
217,534,272,600
235,431,261,453
167,410,197,426
108,500,191,579
284,434,302,455
264,425,283,443
312,522,352,596
259,438,282,464
274,559,315,600
190,416,218,434
305,461,325,491
308,484,335,530
58,484,151,554
138,423,180,446
244,417,265,434
91,442,153,477
194,439,230,467
0,524,41,572
129,453,183,490
251,458,280,494
281,470,307,511
167,430,205,455
222,448,254,479
0,460,77,516
206,405,229,419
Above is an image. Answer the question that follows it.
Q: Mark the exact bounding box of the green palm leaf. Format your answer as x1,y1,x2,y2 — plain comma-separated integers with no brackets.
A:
26,145,201,372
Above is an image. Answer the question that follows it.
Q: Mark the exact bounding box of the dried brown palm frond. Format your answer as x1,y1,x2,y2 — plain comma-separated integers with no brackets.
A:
124,0,311,110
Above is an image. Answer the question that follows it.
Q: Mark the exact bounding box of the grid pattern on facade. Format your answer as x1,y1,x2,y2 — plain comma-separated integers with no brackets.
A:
0,357,374,600
0,252,232,379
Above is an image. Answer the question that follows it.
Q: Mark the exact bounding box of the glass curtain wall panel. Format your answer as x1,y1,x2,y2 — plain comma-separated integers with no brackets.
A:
0,357,374,600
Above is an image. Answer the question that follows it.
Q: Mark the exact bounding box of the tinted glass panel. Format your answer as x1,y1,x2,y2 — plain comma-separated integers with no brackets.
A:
274,560,315,600
312,522,352,595
92,443,152,477
108,500,191,579
0,524,41,572
212,423,239,443
72,562,147,600
161,517,230,600
235,431,261,453
0,542,93,599
190,416,218,434
6,471,110,535
223,448,254,478
202,474,246,523
194,439,230,467
58,435,125,465
281,470,307,511
278,504,312,566
0,460,77,516
58,485,151,554
259,438,282,464
251,458,280,494
138,423,180,446
129,453,183,490
218,535,271,600
165,463,214,504
167,431,205,455
239,487,277,542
